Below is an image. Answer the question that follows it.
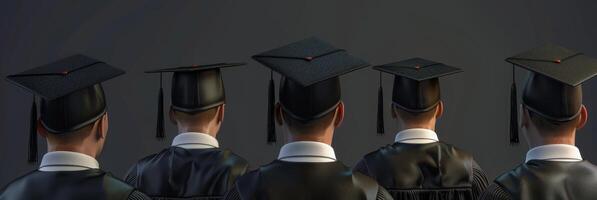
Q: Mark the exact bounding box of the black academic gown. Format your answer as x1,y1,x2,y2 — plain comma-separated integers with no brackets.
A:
353,142,489,200
125,146,249,200
224,160,393,200
0,169,149,200
480,160,597,200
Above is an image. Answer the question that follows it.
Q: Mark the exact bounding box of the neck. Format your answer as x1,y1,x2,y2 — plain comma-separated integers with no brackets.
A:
287,128,334,145
526,128,576,148
178,124,217,138
398,122,436,132
47,144,97,158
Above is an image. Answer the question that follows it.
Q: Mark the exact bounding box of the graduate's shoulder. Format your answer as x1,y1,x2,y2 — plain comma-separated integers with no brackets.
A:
219,148,249,166
437,141,475,158
133,148,169,164
361,143,397,158
0,170,39,192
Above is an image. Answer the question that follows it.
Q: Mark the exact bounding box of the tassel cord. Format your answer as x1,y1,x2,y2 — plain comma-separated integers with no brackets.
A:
267,70,276,143
28,96,38,163
377,72,385,134
156,73,165,138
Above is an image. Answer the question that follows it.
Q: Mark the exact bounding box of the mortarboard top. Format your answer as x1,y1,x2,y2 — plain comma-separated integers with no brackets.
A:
252,37,370,143
373,57,462,81
253,37,369,86
506,44,597,144
6,54,124,100
145,62,246,139
5,54,124,163
506,44,597,86
372,57,462,134
144,62,247,73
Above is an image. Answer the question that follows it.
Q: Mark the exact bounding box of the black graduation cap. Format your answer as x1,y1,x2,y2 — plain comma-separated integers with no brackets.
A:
506,44,597,144
145,63,246,138
5,54,125,163
252,37,370,143
373,57,462,134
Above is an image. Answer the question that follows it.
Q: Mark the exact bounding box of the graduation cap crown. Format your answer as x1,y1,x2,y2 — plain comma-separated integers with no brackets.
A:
6,54,125,162
253,37,369,143
145,63,246,138
373,58,462,134
506,44,597,144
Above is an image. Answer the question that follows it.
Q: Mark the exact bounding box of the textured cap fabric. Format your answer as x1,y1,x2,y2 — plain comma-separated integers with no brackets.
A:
506,44,597,86
253,37,369,87
6,54,124,100
374,57,462,81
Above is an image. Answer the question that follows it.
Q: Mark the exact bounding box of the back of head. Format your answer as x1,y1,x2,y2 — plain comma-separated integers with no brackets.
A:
39,84,110,159
279,77,341,134
169,69,227,133
391,77,442,128
527,109,580,137
171,106,219,127
171,69,225,113
41,84,107,133
392,77,440,113
523,73,582,122
523,73,584,137
45,122,98,146
393,104,438,126
282,108,337,135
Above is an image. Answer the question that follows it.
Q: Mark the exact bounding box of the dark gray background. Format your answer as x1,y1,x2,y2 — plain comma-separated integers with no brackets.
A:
1,0,597,187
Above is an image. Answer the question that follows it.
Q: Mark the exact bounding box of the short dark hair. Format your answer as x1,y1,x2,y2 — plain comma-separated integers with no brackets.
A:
527,109,578,136
393,104,438,124
46,117,100,143
282,109,336,135
172,106,219,125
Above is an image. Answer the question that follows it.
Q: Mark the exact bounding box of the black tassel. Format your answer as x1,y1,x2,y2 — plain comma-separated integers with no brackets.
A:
28,96,38,163
267,70,276,143
156,73,165,139
377,72,385,134
510,65,519,144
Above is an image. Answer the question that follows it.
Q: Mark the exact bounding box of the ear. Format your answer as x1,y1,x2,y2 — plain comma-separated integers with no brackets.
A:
577,105,588,129
520,105,529,128
275,102,284,126
390,104,397,119
37,120,48,138
435,101,444,119
169,108,177,125
216,104,225,123
333,102,345,128
96,113,108,140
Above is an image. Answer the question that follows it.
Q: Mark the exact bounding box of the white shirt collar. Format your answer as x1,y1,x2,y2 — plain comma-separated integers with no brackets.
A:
172,132,219,149
278,141,337,163
525,144,583,163
395,128,439,144
39,151,100,172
